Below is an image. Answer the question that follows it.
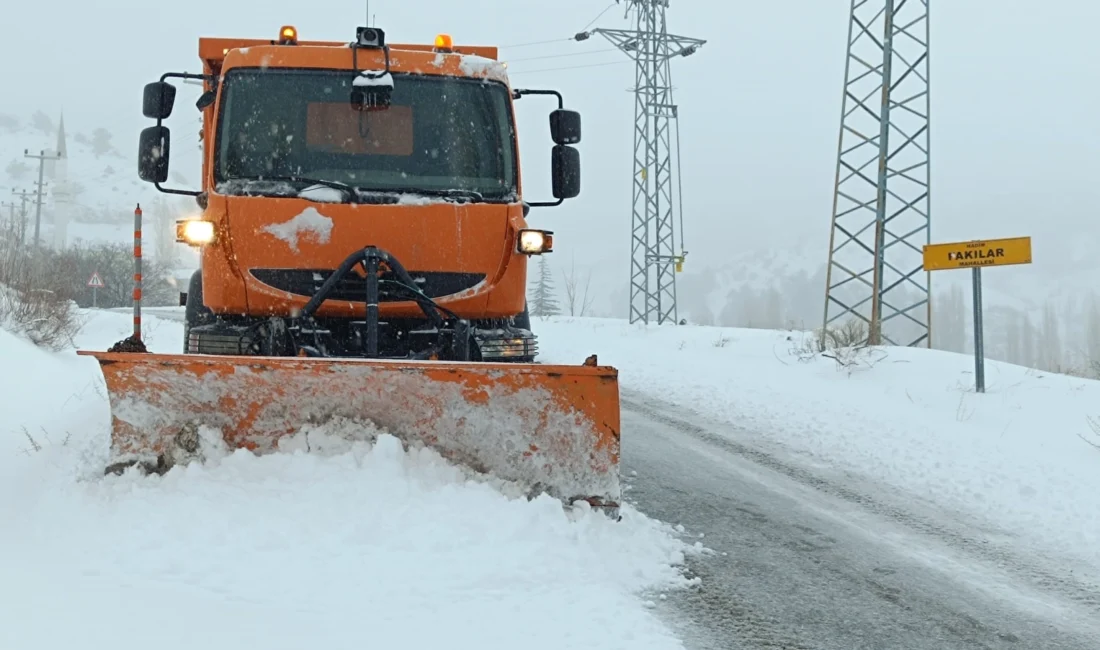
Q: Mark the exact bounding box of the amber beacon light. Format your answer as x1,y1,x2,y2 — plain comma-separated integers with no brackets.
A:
278,25,298,45
434,33,454,51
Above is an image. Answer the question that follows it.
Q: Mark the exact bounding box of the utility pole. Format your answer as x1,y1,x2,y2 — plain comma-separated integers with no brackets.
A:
821,0,931,348
12,189,35,246
0,201,15,242
576,1,705,325
24,148,62,251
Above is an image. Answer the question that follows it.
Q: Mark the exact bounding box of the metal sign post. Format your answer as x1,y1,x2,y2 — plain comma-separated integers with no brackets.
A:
923,236,1032,394
971,267,985,392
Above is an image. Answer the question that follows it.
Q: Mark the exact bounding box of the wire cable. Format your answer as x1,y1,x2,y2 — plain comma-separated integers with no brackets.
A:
499,38,573,50
504,48,616,63
507,60,631,76
501,1,619,50
580,2,618,32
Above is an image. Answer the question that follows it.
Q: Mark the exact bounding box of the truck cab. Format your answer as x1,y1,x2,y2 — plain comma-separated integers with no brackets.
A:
139,26,581,362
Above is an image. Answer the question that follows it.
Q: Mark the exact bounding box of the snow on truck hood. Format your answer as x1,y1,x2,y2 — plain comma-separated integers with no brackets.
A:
223,196,517,284
261,207,334,253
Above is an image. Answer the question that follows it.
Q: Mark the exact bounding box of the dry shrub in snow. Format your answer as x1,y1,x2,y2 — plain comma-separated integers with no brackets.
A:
821,318,871,350
791,318,869,356
1083,417,1100,452
789,318,884,374
51,242,179,309
0,238,82,351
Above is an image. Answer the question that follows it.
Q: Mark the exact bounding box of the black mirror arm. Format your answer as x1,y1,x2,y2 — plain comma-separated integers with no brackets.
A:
527,198,564,208
147,71,214,198
514,89,575,208
512,88,564,109
158,71,217,104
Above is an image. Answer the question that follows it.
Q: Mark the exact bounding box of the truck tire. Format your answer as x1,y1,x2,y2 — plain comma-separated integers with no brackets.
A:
514,303,536,363
183,270,215,353
514,302,532,331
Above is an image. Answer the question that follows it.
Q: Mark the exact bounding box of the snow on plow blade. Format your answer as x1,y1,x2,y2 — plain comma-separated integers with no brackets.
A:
77,351,621,511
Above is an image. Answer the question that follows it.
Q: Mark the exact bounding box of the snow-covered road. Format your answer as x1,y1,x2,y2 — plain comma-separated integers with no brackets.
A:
619,393,1100,649
7,309,1100,649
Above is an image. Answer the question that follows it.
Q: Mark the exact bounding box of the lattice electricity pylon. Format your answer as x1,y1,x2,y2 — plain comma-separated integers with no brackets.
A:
822,0,931,347
577,1,704,324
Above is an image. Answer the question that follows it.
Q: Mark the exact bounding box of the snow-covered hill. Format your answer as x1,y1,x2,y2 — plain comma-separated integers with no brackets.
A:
677,234,1100,335
3,113,148,218
0,110,199,261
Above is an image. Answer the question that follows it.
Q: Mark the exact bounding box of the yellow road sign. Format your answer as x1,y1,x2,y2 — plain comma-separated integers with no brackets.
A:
922,236,1031,272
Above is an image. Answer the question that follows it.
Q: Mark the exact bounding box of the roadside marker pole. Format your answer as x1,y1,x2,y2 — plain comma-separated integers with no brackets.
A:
134,204,142,341
922,236,1032,394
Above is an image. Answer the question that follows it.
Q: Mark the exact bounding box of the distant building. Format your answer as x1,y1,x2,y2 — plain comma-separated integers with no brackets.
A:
50,112,72,250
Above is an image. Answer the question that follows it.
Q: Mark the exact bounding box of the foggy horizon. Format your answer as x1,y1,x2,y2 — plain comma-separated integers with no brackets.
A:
3,0,1098,335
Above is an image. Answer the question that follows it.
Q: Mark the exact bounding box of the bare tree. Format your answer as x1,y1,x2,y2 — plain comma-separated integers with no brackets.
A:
1087,292,1100,378
91,128,114,156
5,160,31,182
1039,300,1062,372
561,255,595,317
0,241,81,351
30,110,54,135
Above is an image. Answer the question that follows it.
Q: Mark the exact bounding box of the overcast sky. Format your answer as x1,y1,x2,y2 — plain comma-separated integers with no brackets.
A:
4,0,1099,292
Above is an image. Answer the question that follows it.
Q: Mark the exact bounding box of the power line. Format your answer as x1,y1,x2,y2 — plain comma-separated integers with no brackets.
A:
507,60,629,76
504,48,616,63
501,1,622,50
499,38,573,50
580,2,619,32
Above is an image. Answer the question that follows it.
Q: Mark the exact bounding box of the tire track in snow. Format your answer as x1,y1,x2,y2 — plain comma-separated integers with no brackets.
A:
621,393,1100,649
622,477,821,650
623,394,1100,616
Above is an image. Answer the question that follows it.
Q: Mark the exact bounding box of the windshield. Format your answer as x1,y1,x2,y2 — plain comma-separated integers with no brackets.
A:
213,68,517,201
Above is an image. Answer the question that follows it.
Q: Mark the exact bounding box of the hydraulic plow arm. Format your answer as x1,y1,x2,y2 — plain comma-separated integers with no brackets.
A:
78,351,621,512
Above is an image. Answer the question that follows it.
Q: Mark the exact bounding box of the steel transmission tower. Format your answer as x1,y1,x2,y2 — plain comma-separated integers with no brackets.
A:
578,1,705,324
822,0,931,347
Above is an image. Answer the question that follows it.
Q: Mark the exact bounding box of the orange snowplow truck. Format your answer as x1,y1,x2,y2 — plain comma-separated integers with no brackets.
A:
77,25,621,516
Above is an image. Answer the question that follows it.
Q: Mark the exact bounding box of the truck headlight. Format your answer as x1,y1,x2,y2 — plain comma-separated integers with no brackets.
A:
517,229,553,255
176,219,216,246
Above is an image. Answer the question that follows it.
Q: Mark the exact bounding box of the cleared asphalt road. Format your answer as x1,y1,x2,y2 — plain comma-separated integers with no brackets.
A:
621,392,1100,650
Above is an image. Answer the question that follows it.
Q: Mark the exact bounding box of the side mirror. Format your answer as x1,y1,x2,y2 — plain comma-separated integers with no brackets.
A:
138,125,171,184
195,90,216,111
551,145,580,199
143,81,178,120
550,109,581,145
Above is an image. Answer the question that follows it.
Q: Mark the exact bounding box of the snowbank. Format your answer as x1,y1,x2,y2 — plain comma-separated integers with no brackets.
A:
536,317,1100,579
1,310,701,650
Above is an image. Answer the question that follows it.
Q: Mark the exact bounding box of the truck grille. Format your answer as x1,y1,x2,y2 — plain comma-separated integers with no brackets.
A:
250,269,485,302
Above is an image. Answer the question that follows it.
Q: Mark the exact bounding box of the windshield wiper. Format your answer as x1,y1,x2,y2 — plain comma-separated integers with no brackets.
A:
371,188,487,202
226,175,361,202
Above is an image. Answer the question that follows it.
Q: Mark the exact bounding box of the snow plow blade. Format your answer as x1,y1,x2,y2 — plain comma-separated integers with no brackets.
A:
77,351,621,512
